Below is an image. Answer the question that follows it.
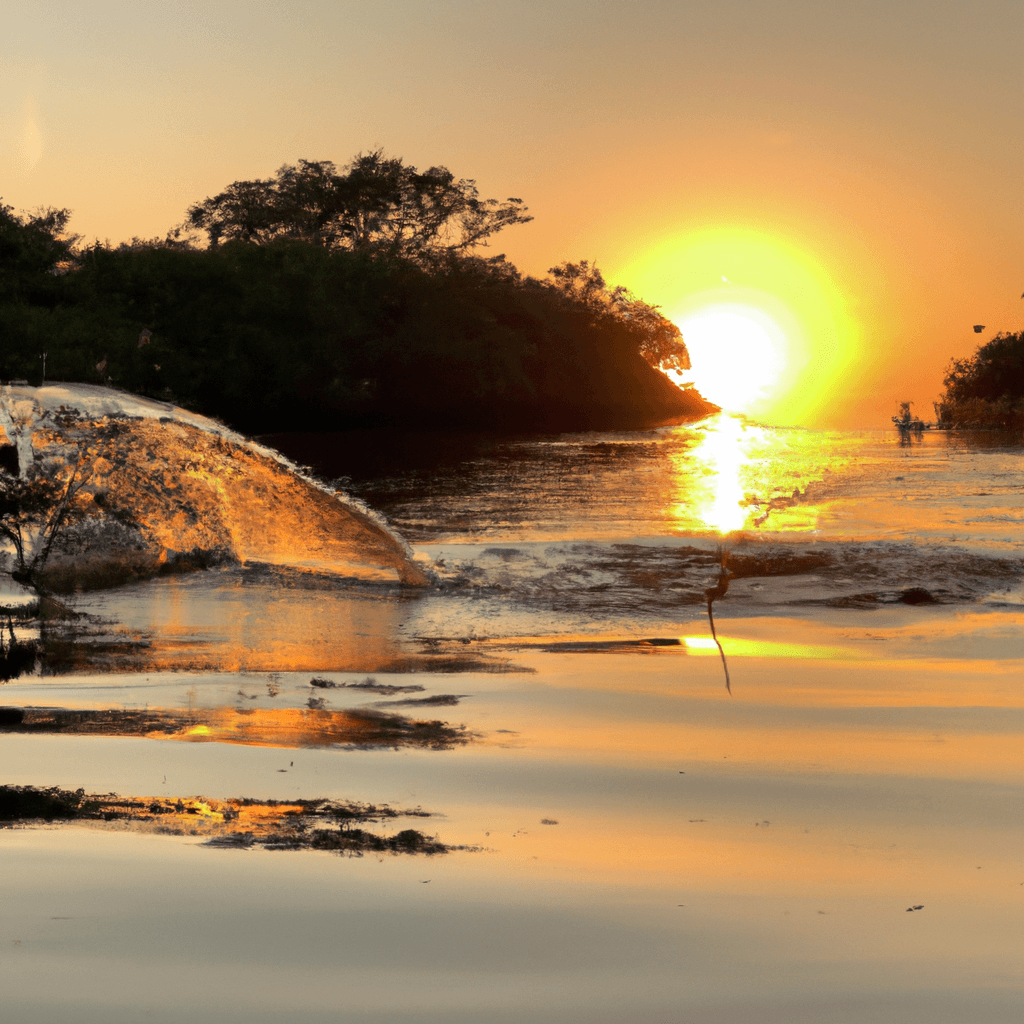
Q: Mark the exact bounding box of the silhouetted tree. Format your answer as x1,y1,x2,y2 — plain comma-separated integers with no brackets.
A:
0,202,80,381
935,331,1024,428
546,261,690,372
185,152,532,261
0,203,77,302
0,454,89,588
0,173,714,434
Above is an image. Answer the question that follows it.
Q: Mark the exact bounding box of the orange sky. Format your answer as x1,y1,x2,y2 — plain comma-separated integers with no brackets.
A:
3,1,1022,427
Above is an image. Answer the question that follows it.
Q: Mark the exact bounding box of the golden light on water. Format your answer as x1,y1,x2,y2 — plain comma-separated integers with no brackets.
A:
667,413,841,536
694,414,749,532
671,414,757,534
619,228,861,425
681,636,856,660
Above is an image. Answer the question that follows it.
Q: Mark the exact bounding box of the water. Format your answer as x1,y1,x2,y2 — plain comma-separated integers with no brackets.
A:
330,416,1024,629
342,416,1024,548
2,414,1023,1023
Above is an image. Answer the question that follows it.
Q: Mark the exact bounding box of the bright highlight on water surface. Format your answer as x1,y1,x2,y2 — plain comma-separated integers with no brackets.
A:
688,414,752,533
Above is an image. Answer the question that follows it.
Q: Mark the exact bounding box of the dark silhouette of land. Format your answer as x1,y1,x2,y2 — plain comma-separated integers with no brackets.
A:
1,155,716,435
0,784,454,854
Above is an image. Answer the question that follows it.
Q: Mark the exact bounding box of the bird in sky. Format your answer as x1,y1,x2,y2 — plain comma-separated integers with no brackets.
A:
973,325,985,333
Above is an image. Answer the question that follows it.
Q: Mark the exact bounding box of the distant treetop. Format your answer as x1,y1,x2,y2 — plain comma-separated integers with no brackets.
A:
184,152,532,261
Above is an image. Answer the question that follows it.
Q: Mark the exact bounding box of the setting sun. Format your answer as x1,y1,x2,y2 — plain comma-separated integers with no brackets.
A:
617,228,862,425
673,305,787,414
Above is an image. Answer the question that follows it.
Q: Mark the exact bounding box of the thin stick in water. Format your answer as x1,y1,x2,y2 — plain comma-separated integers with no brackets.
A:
704,549,732,695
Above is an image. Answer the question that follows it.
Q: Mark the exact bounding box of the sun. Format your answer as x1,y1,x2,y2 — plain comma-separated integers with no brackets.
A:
616,228,861,425
673,305,788,414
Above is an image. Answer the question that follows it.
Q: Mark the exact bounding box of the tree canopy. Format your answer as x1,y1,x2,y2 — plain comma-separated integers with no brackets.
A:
0,157,711,434
546,261,690,373
0,202,77,304
935,331,1024,429
184,152,533,261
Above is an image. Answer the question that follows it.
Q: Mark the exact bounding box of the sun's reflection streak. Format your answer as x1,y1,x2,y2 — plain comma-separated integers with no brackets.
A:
666,414,850,539
670,414,761,535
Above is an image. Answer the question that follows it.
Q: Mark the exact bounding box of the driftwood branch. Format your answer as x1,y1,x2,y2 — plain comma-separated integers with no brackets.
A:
704,547,732,695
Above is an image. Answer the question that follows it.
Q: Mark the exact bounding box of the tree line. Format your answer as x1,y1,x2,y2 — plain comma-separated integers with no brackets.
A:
935,331,1024,429
1,152,712,434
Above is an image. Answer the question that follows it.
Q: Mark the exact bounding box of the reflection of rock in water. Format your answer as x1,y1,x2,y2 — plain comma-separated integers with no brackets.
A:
0,384,428,588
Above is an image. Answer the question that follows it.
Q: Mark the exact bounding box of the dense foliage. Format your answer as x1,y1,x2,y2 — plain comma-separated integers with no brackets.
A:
0,157,712,433
184,153,532,259
935,331,1024,429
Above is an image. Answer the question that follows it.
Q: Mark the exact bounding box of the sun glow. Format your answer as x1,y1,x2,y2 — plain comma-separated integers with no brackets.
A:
674,305,787,413
618,228,861,425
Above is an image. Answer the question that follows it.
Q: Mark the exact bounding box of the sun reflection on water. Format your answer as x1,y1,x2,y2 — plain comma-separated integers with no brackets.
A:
670,414,760,534
667,414,850,536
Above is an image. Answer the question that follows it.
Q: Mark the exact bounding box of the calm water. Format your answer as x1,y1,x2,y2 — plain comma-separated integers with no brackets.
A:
3,414,1023,1023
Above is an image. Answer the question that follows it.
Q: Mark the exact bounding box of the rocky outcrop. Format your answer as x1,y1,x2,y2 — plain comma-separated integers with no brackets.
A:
0,384,429,590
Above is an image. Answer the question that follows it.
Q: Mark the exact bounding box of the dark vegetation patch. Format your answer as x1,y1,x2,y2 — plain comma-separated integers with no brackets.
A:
26,618,157,675
521,638,681,654
0,785,458,856
936,331,1024,429
0,784,86,821
0,705,471,750
36,547,235,595
377,694,467,707
0,161,713,435
0,444,19,476
0,623,38,681
310,676,425,695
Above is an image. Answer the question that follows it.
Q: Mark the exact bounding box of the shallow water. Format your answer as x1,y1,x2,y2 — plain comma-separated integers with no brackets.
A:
336,417,1024,547
2,416,1023,1022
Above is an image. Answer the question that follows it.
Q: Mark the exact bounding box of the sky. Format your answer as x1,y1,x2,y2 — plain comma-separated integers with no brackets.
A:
2,0,1022,427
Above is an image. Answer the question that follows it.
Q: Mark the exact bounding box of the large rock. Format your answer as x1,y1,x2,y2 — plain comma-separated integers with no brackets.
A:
0,384,428,589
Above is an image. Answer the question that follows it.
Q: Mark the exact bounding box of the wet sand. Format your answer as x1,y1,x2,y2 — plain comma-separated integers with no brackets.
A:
2,573,1022,1022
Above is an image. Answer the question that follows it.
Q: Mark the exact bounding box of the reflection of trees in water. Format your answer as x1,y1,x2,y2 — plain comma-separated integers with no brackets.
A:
0,617,37,681
0,704,471,751
892,401,925,446
0,784,454,855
